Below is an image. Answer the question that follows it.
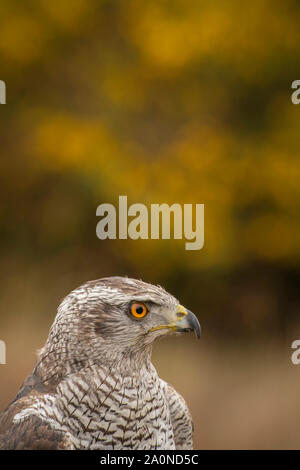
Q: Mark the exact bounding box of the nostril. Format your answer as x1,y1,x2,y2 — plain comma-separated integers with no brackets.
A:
176,312,185,319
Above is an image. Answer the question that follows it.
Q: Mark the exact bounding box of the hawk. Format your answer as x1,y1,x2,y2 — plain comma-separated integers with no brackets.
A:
0,277,201,450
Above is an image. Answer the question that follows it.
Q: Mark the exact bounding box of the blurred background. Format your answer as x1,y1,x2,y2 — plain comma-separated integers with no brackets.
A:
0,0,300,449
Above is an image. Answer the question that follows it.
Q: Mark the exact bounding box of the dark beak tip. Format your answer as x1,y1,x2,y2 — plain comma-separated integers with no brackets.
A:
186,309,201,340
195,326,201,340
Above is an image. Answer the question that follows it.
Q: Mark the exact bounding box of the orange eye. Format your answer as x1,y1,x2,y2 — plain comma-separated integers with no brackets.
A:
130,302,148,319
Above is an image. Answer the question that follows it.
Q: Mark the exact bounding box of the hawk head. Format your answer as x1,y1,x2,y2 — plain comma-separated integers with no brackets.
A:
38,277,201,378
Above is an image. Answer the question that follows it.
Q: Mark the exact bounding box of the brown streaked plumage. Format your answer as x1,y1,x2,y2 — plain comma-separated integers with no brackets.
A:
0,276,201,450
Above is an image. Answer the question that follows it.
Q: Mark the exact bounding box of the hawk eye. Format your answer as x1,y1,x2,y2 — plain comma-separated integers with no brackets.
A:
130,302,148,319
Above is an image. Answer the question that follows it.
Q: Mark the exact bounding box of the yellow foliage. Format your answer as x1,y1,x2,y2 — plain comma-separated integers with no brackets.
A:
1,0,300,272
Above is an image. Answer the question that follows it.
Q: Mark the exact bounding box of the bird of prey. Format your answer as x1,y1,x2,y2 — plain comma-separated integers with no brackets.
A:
0,277,201,450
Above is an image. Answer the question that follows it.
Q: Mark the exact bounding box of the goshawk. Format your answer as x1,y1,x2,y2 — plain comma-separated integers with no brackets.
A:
0,277,201,449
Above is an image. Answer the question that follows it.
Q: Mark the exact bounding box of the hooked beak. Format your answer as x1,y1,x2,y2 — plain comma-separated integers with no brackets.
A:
174,305,201,339
149,304,201,339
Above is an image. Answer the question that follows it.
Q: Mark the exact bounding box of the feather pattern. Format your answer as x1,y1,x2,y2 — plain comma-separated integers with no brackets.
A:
0,277,196,449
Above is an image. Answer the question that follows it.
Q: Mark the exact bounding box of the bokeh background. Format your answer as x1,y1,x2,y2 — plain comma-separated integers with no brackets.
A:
1,0,300,449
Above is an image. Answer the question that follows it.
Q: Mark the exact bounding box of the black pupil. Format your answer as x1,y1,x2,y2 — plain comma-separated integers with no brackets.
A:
135,306,144,315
